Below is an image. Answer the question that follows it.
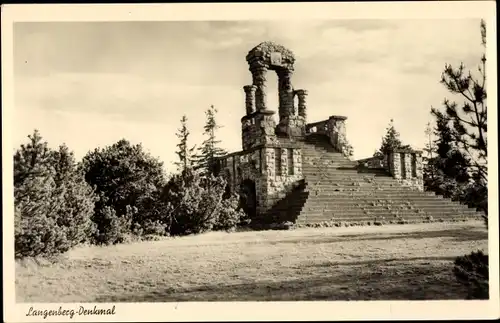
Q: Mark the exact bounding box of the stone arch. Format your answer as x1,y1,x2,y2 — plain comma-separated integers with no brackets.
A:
243,42,309,137
239,179,257,219
245,42,296,120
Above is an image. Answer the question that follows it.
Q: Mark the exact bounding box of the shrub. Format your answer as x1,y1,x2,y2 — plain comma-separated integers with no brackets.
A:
80,139,167,241
214,194,247,231
14,206,69,258
91,205,134,245
163,169,244,236
138,219,171,237
14,131,97,258
453,250,489,299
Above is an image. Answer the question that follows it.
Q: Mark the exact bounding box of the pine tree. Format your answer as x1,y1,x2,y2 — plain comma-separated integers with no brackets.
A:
423,111,471,200
14,130,96,257
193,105,227,176
174,115,196,175
425,20,487,216
51,144,97,245
374,119,410,157
14,129,55,190
433,19,487,183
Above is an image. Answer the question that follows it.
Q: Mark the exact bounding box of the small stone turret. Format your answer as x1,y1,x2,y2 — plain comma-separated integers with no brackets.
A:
243,41,307,138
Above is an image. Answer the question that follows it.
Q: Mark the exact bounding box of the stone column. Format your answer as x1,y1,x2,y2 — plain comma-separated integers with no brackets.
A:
390,151,402,179
277,69,294,120
243,85,257,115
414,152,424,191
415,153,423,179
252,67,268,111
403,152,412,179
296,89,308,120
327,116,347,153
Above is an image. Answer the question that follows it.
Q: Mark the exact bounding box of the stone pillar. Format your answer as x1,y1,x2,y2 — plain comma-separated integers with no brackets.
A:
403,152,412,179
415,153,423,179
327,115,348,153
277,69,294,121
414,152,424,191
251,67,268,111
296,89,308,120
388,150,425,190
243,85,257,115
390,152,402,179
241,110,277,151
293,149,302,176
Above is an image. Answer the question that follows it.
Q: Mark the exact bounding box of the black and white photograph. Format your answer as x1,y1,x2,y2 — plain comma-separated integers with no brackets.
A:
2,2,498,322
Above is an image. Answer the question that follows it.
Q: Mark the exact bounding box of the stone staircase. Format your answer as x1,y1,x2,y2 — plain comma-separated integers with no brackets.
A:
264,133,484,227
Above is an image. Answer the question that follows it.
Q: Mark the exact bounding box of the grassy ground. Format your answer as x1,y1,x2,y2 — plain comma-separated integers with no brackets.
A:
16,221,488,302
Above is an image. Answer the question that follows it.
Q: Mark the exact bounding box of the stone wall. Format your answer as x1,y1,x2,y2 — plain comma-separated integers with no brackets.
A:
326,116,349,156
387,149,424,191
260,146,303,212
218,143,303,215
241,110,279,151
357,156,385,169
305,115,351,157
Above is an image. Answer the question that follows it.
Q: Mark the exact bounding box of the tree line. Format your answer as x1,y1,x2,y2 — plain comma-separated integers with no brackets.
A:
14,105,245,258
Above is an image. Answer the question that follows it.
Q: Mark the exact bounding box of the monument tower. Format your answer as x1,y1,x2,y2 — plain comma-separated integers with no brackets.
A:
216,41,479,228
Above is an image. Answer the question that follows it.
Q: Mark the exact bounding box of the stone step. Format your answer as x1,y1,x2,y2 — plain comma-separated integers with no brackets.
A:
299,195,450,201
298,207,477,215
303,175,395,179
294,214,476,225
279,202,476,212
304,182,402,187
299,202,474,209
302,171,387,175
294,190,443,197
302,153,350,158
304,184,423,190
298,212,479,220
295,211,479,220
301,165,359,169
274,197,474,209
302,169,390,174
304,182,423,188
304,188,428,193
302,169,386,174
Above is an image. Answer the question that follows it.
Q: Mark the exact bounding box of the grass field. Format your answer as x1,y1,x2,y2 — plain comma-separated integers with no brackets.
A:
16,221,488,302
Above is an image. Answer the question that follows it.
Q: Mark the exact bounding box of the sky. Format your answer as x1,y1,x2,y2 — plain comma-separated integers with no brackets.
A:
13,19,485,172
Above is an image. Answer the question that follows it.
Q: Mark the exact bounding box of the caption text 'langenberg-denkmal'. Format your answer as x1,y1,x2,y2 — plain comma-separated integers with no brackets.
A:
26,305,116,319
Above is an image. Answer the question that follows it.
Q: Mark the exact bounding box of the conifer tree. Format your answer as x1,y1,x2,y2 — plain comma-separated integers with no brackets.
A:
423,111,471,200
193,105,227,176
51,144,97,244
14,130,96,257
374,119,410,157
431,19,487,183
174,115,196,175
80,139,167,243
425,19,488,216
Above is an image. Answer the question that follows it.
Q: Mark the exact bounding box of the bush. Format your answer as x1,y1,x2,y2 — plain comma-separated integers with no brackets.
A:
15,206,69,258
214,194,247,231
461,181,488,224
135,219,170,237
91,205,134,245
453,250,489,299
164,169,245,236
14,131,97,258
80,139,167,241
